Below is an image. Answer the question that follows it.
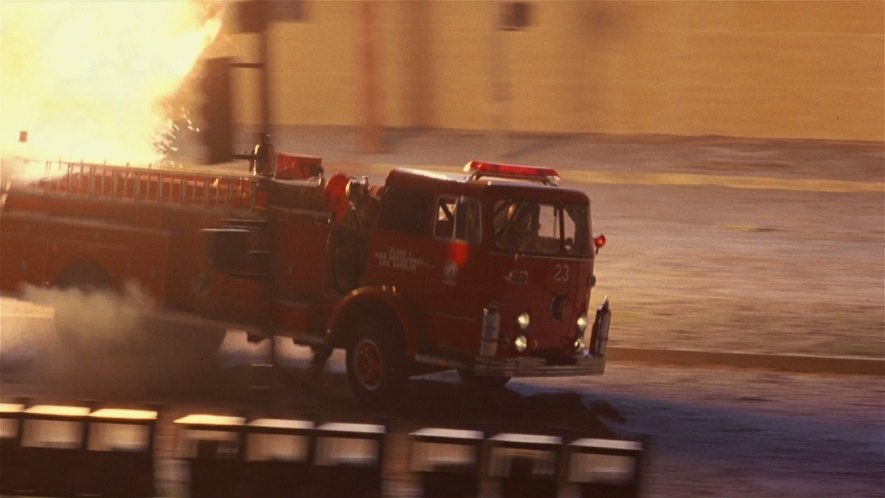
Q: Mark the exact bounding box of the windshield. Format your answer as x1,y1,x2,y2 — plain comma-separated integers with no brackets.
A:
493,199,590,256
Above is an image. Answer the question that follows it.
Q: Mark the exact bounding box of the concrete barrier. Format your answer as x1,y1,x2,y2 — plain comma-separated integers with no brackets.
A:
409,427,484,498
0,403,156,498
2,400,647,498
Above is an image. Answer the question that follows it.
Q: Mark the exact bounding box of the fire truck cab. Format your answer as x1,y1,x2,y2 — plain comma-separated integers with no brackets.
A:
310,161,609,405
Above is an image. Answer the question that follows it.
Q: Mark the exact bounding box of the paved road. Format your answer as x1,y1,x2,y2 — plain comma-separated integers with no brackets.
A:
527,366,884,498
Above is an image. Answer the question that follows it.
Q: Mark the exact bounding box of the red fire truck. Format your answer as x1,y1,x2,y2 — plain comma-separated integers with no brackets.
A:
0,143,611,405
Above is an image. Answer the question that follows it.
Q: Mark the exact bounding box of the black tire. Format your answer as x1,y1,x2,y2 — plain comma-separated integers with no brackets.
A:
458,369,511,390
346,318,407,407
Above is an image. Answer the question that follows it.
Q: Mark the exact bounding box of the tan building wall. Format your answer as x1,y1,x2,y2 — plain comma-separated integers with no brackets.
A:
227,1,884,142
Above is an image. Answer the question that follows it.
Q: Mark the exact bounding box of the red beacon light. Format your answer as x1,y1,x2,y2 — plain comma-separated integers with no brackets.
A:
593,234,606,254
464,160,560,186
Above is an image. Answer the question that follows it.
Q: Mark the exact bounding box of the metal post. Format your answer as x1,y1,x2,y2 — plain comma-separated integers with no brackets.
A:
489,10,508,160
259,7,272,138
361,0,382,153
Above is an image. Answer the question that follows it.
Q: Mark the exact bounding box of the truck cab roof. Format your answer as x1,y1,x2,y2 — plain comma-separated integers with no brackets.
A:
384,167,590,205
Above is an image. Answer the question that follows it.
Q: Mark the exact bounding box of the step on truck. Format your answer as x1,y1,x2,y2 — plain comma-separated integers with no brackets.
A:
0,141,612,406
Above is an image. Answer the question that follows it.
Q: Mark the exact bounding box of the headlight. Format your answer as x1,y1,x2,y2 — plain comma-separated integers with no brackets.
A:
514,334,528,352
574,337,586,353
576,314,589,332
517,311,531,330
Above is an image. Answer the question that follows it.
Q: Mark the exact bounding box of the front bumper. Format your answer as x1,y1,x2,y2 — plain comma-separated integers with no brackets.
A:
472,297,611,378
413,298,611,378
472,353,605,377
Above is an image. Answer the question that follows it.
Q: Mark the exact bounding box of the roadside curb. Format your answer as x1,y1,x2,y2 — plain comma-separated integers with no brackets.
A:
607,347,885,376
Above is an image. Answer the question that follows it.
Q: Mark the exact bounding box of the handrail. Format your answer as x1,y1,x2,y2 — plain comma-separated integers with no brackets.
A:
30,161,256,212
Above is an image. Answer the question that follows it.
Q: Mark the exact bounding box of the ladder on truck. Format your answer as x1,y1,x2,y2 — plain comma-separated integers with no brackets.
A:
28,161,260,212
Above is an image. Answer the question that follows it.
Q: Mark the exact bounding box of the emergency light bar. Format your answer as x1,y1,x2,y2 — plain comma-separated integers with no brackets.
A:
464,160,560,186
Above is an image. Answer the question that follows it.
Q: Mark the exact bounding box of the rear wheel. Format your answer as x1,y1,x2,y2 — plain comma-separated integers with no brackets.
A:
346,318,407,407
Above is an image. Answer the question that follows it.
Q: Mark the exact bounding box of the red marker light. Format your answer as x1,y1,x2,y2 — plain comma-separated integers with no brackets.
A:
464,160,559,185
593,234,606,254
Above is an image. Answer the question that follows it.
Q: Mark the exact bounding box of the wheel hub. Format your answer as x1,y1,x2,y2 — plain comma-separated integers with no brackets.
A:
354,338,383,390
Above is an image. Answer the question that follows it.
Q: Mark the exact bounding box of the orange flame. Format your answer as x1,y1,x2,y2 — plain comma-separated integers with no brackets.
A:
1,1,222,166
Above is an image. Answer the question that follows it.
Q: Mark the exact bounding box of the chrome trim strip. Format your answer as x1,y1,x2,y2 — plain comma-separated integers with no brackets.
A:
414,353,468,370
472,355,606,377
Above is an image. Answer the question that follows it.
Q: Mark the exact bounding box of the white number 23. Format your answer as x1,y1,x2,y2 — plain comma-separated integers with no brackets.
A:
553,263,570,282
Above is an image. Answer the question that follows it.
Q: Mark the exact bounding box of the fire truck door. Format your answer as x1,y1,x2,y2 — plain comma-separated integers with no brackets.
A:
366,186,435,297
423,195,487,353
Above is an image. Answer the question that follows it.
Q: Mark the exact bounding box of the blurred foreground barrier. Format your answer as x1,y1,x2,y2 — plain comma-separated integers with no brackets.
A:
488,432,562,498
83,408,157,497
314,421,386,498
565,437,646,498
486,431,646,498
175,414,320,498
0,403,28,494
2,400,646,497
0,403,156,497
174,414,248,498
245,417,316,497
407,425,647,498
175,414,385,498
409,427,484,498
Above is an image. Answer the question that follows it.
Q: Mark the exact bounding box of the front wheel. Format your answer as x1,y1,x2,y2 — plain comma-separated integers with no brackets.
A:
346,319,406,408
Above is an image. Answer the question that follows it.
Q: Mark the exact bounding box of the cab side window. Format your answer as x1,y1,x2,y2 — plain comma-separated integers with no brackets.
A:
564,203,591,256
434,196,481,244
435,198,457,239
379,187,429,234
